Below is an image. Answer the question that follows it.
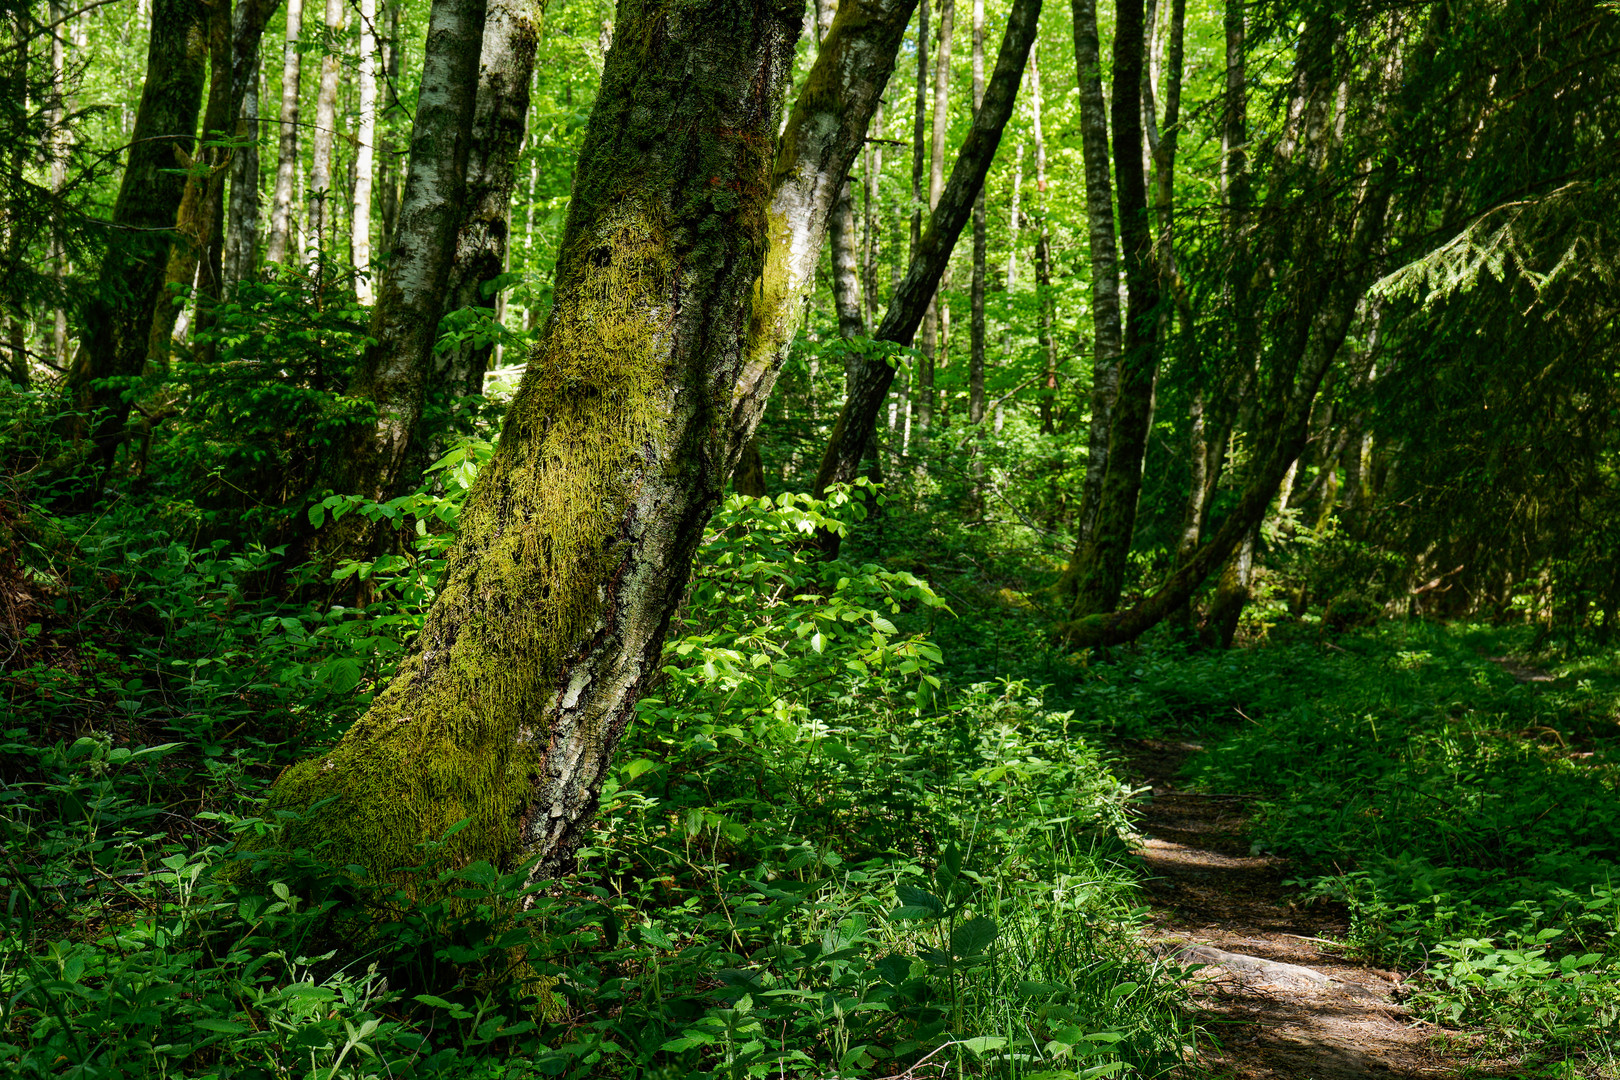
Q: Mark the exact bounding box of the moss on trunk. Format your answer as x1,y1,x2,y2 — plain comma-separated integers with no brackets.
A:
269,0,802,884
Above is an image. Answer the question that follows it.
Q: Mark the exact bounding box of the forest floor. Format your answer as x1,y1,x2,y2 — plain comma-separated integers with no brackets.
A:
1117,738,1521,1080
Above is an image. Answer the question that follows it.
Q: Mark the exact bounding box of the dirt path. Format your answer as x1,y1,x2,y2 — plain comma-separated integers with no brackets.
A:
1117,739,1515,1080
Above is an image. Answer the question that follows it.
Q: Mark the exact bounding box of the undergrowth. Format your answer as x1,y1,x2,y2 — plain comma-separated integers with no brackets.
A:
0,453,1195,1079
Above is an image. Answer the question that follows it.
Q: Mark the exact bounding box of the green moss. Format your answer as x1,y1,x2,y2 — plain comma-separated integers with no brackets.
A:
266,203,677,886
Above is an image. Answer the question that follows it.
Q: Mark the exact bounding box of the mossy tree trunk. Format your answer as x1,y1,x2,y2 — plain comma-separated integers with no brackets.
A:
270,0,803,881
67,0,209,468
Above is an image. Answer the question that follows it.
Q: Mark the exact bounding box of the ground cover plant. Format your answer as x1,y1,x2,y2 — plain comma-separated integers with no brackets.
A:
0,464,1196,1078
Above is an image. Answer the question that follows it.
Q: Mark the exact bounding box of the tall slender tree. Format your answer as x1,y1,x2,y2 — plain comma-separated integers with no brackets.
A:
1064,0,1159,616
814,0,1042,536
1067,0,1121,554
67,0,210,468
967,0,986,424
308,0,344,255
352,0,377,300
306,0,487,561
264,0,303,265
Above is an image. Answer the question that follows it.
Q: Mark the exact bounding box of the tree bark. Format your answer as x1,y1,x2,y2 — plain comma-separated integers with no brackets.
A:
1064,0,1159,617
306,0,484,560
264,0,303,265
67,0,209,466
432,0,541,402
967,0,985,425
377,0,402,244
1067,0,1121,553
268,0,803,881
862,100,883,334
812,0,1041,529
352,0,376,298
1030,42,1056,435
829,178,864,339
308,0,344,255
916,0,952,432
724,0,920,465
222,52,260,293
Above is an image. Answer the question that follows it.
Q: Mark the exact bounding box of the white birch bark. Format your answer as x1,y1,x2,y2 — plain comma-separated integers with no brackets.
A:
308,0,345,253
352,0,377,298
265,0,303,265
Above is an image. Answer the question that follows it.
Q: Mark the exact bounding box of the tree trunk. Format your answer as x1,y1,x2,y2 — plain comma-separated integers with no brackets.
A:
264,0,303,265
1030,43,1056,435
222,58,260,293
1001,137,1020,384
377,0,402,244
149,0,276,368
910,0,928,259
724,0,920,463
308,0,344,255
305,0,487,559
967,0,985,425
268,0,803,882
196,0,278,358
1067,0,1122,554
812,0,1041,532
433,0,541,400
352,0,377,298
67,0,209,467
48,0,70,373
862,100,883,334
829,177,864,339
916,0,952,433
1064,0,1159,617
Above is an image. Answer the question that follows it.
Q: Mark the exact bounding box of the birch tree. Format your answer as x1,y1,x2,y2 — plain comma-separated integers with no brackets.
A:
264,0,303,265
352,0,377,300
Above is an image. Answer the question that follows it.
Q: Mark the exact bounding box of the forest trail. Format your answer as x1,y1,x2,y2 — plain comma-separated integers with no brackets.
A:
1118,739,1515,1080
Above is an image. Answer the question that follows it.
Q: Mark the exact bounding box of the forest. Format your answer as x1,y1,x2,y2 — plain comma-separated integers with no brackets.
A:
2,0,1619,1073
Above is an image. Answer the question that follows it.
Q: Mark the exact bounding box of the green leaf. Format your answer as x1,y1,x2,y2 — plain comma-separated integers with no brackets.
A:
640,922,674,949
895,884,943,914
192,1018,248,1034
414,994,455,1008
950,916,998,957
958,1036,1008,1056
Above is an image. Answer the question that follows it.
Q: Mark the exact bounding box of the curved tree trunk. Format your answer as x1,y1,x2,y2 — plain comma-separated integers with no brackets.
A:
269,0,803,881
812,0,1042,537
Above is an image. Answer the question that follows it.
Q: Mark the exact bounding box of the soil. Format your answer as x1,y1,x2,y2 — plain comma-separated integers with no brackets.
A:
1116,738,1520,1080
